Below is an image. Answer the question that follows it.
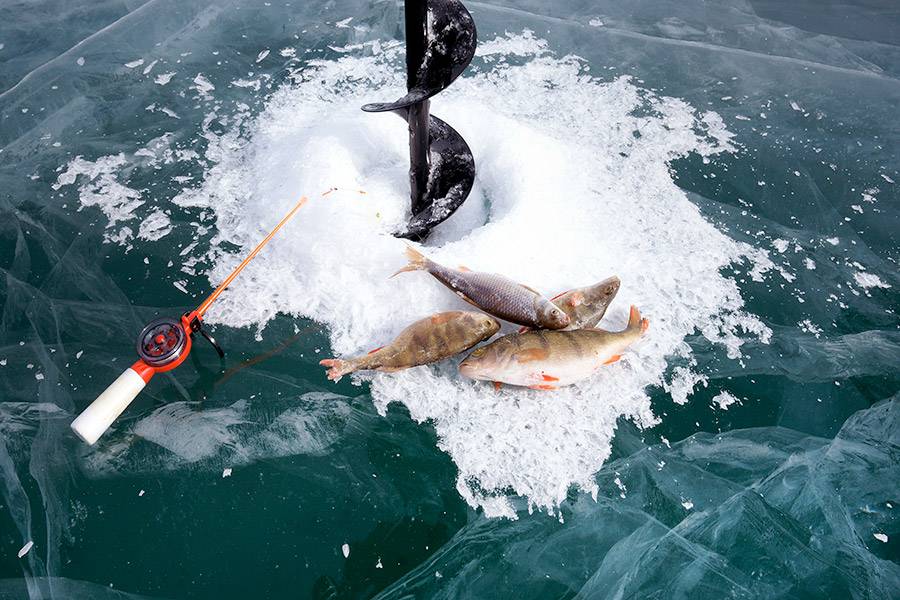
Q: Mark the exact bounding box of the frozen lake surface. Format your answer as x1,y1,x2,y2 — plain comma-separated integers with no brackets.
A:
0,0,898,598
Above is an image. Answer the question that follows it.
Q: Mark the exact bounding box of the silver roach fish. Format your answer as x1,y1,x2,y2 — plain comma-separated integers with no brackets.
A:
320,311,500,382
392,246,570,330
459,305,649,389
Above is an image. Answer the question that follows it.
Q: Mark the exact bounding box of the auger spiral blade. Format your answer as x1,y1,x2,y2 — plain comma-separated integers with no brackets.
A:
361,0,476,114
396,111,475,241
361,0,477,241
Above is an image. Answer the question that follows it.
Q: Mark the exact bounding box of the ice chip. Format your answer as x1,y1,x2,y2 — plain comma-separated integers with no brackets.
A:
17,541,33,558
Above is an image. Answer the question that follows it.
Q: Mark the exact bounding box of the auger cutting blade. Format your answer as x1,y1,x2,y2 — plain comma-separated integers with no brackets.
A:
396,111,475,241
361,0,477,113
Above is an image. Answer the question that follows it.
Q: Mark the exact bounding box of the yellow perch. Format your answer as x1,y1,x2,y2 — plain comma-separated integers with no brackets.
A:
520,275,622,332
320,311,500,382
459,305,649,389
552,275,620,330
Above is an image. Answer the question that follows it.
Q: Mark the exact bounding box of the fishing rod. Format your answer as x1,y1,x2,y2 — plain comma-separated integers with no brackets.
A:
71,194,314,445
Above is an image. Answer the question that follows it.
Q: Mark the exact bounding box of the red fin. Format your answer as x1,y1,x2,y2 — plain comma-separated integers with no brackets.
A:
518,326,530,334
542,374,559,382
550,290,570,301
529,384,556,391
319,358,353,382
627,305,643,331
493,381,503,391
641,318,650,334
367,346,384,355
603,354,622,365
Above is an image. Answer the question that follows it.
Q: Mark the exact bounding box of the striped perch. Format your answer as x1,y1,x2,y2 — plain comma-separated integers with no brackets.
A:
320,311,500,382
459,306,649,390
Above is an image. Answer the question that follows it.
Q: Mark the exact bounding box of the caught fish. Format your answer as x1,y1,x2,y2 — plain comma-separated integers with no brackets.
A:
459,305,649,389
551,275,621,330
320,311,500,382
392,246,570,330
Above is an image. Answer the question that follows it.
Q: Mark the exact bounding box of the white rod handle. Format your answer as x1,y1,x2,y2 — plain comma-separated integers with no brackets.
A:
71,368,148,445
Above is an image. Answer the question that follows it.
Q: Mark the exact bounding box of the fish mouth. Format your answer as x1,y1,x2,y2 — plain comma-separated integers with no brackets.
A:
601,275,621,297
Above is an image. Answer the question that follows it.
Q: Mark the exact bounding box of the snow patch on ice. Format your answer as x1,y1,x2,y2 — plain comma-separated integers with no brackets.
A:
17,541,33,558
138,210,172,241
155,72,176,86
854,272,891,289
712,391,740,410
53,154,144,244
191,73,215,99
101,33,771,517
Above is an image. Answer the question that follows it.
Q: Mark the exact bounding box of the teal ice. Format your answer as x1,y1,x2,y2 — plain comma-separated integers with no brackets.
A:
0,1,897,598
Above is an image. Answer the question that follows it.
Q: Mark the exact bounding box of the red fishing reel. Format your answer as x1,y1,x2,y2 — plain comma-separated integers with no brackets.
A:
132,312,223,381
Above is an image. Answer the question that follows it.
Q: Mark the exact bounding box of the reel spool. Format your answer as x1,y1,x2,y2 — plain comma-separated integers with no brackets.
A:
136,315,223,370
137,317,188,368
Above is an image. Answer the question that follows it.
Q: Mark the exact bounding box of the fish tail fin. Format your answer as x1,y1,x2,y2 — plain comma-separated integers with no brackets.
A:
627,305,650,335
390,245,429,278
319,358,356,382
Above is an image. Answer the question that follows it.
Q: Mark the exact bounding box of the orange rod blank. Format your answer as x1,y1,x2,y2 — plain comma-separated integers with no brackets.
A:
195,195,308,317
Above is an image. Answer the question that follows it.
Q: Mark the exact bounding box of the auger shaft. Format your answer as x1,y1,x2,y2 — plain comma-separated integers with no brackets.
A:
360,0,477,240
405,0,431,215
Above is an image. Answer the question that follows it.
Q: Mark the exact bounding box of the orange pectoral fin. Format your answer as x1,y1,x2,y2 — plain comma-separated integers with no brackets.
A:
493,381,503,391
515,348,550,363
541,374,559,382
367,346,384,355
602,354,622,365
529,384,557,391
518,325,530,334
458,265,471,272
